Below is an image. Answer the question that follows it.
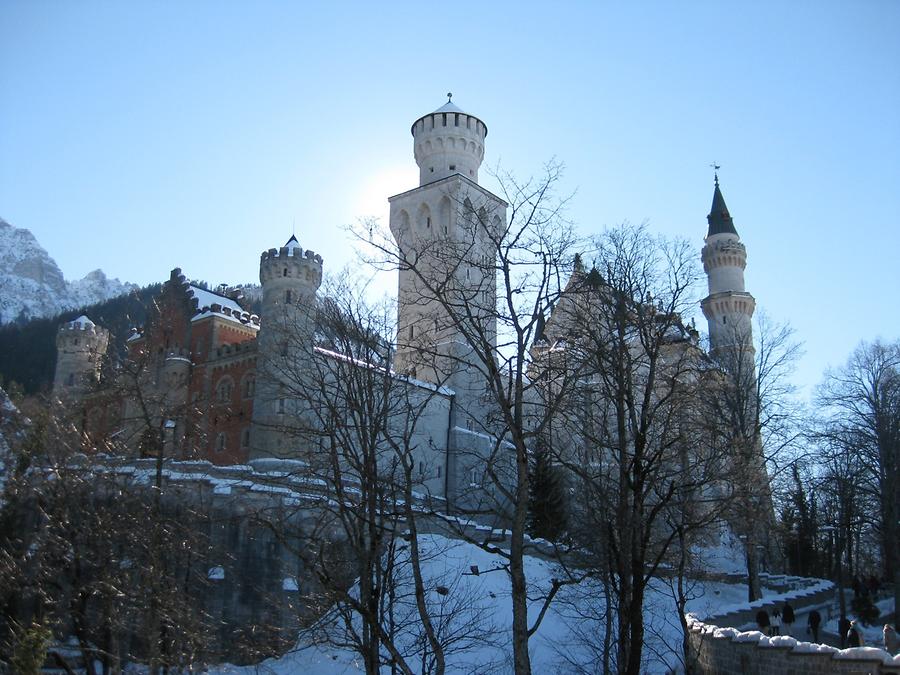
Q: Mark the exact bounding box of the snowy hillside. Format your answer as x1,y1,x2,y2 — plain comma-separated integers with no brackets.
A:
0,217,137,324
211,534,774,675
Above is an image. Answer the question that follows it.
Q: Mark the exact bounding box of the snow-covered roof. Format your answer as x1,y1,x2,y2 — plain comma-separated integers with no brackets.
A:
187,286,244,315
433,100,466,115
68,315,95,328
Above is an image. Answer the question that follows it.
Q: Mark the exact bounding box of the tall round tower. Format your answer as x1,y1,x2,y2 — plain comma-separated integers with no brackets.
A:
389,97,506,387
700,177,756,357
53,315,110,399
412,94,487,186
250,235,323,459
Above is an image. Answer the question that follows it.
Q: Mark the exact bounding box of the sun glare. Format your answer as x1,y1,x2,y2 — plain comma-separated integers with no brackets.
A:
353,164,419,226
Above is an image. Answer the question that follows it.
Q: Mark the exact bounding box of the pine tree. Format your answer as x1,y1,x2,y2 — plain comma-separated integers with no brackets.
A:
528,441,568,542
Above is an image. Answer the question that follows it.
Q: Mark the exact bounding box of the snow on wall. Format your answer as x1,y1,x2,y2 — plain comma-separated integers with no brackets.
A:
686,579,900,673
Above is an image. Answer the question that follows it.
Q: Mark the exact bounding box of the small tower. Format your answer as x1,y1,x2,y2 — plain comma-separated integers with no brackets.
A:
250,235,323,459
53,315,110,399
700,177,756,359
389,97,507,389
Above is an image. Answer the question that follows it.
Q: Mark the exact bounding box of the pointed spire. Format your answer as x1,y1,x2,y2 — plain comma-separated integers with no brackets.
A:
285,234,300,249
707,179,738,237
534,310,547,344
573,253,584,275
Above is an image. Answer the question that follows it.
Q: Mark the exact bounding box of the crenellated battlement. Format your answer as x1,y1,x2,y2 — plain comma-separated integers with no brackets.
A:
411,99,487,185
56,316,110,353
259,241,323,288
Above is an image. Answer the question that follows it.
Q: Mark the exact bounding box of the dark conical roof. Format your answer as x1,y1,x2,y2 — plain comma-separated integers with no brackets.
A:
533,311,547,343
707,178,738,237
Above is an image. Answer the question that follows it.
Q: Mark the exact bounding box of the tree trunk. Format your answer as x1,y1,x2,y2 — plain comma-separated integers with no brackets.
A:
510,446,532,675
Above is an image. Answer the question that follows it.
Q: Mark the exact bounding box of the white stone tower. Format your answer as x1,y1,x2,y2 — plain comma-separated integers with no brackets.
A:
250,235,323,459
53,315,110,399
700,176,756,358
389,96,507,392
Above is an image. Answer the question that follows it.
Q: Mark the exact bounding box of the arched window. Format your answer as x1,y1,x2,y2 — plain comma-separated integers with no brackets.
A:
216,377,234,403
242,373,256,399
215,432,227,453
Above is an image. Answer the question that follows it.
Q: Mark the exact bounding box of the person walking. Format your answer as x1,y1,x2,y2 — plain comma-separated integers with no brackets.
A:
770,609,782,636
807,609,821,643
782,601,795,636
838,615,852,647
884,624,898,654
847,619,863,647
756,609,770,635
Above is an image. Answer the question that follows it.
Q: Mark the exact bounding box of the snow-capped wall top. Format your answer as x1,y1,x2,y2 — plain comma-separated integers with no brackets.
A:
0,217,138,324
68,315,95,328
187,285,245,316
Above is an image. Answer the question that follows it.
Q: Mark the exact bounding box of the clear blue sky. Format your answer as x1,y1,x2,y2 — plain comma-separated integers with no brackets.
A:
1,1,898,400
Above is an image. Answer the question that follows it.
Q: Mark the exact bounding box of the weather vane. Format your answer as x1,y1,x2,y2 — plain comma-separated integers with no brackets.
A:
447,92,453,103
710,162,721,186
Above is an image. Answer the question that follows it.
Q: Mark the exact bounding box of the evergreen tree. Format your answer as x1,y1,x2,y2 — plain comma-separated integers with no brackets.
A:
527,441,568,542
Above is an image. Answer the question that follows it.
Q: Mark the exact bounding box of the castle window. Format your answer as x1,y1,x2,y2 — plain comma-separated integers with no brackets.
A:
74,338,79,346
215,432,226,453
449,164,456,171
242,374,256,399
241,427,250,448
66,373,75,387
430,167,434,173
409,325,414,340
285,290,292,304
216,378,234,403
437,465,442,478
283,268,288,277
277,398,285,414
426,217,431,228
442,113,447,126
723,316,727,324
454,113,459,126
419,461,425,475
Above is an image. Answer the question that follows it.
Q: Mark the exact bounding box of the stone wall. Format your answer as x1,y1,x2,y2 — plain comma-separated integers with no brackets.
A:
686,578,900,674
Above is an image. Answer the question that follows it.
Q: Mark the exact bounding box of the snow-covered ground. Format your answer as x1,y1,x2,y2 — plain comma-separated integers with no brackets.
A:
210,534,770,674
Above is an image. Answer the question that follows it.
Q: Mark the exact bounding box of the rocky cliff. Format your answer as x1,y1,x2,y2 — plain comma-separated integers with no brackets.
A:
0,217,137,324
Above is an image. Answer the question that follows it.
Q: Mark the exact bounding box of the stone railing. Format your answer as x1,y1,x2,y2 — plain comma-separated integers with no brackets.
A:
686,576,900,674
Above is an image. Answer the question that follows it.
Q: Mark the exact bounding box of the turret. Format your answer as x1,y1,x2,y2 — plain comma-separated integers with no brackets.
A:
53,315,110,398
412,94,487,186
700,177,756,357
251,235,323,459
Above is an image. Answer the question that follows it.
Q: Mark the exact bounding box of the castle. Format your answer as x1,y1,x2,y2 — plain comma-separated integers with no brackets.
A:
52,98,757,512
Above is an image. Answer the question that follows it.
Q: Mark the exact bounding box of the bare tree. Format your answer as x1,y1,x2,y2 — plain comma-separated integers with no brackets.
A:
817,339,900,624
547,222,729,675
699,311,803,600
253,272,497,674
358,162,583,675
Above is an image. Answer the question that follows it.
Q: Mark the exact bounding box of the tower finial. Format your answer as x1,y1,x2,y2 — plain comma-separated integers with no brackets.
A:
447,92,453,103
710,162,721,186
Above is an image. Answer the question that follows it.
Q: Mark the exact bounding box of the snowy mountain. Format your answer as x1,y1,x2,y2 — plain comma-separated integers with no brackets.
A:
0,217,137,324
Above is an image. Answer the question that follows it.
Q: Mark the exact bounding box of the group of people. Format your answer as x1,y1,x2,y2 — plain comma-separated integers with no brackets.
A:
754,603,898,653
755,602,799,638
